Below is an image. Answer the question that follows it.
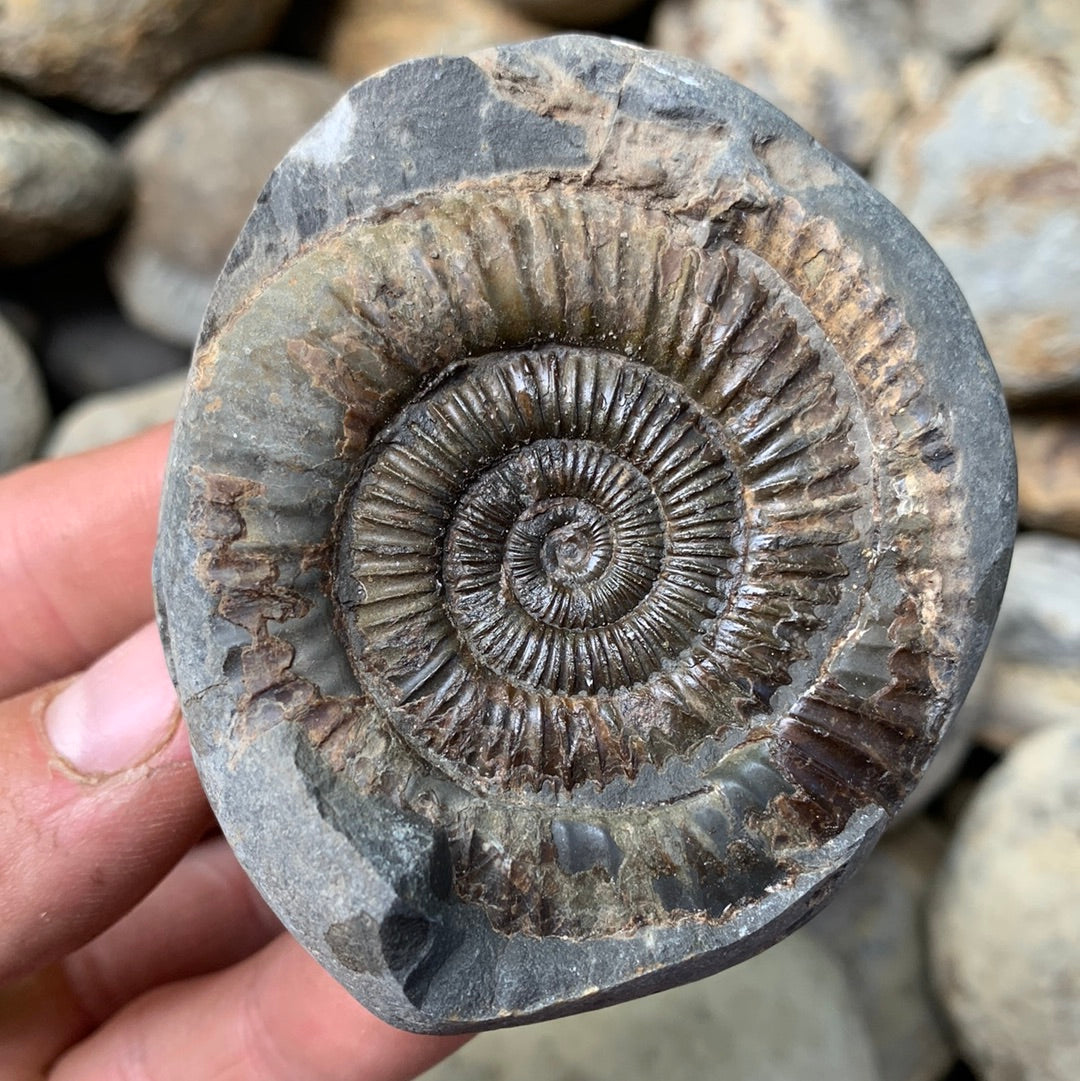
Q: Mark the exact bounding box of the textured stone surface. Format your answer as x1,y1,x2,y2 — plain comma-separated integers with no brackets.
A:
154,36,1014,1032
974,532,1080,751
110,57,343,346
496,0,642,26
322,0,547,85
809,818,955,1081
0,0,291,112
650,0,943,168
931,725,1080,1081
910,0,1021,56
873,54,1080,402
0,313,49,472
420,932,882,1081
45,372,187,459
0,91,128,266
1013,416,1080,537
41,308,189,401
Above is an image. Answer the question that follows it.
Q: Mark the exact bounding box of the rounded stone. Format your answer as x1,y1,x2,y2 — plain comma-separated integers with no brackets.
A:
321,0,548,85
872,54,1080,403
1013,416,1080,538
109,57,344,347
0,90,128,266
649,0,940,168
41,308,189,401
910,0,1021,56
930,725,1080,1081
808,818,955,1081
154,36,1014,1032
1004,0,1080,65
0,0,292,113
0,313,49,472
973,532,1080,751
44,372,188,460
421,932,882,1081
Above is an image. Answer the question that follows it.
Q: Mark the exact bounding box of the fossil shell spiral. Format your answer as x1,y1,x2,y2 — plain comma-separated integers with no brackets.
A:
154,36,1015,1033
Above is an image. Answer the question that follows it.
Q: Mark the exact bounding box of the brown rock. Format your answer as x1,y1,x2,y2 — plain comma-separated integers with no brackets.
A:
873,55,1080,403
0,0,292,113
650,0,944,168
109,57,343,346
0,90,128,265
322,0,547,85
930,725,1080,1081
1013,415,1080,537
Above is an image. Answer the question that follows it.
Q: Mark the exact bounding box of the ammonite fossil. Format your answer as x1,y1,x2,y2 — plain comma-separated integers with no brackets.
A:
154,35,1015,1033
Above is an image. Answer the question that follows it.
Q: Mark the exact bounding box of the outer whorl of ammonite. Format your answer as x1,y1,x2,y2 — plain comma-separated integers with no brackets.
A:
154,36,1015,1033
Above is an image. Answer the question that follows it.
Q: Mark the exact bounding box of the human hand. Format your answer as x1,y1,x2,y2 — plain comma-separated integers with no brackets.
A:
0,425,469,1080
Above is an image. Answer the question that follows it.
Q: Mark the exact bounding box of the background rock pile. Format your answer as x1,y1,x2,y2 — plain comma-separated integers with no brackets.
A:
1,2,1076,1079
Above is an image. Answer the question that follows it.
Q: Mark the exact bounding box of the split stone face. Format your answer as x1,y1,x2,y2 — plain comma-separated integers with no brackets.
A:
0,0,292,112
154,36,1014,1032
930,725,1080,1081
0,90,128,266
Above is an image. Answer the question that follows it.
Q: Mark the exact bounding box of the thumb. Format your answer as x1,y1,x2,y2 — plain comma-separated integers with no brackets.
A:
0,623,210,984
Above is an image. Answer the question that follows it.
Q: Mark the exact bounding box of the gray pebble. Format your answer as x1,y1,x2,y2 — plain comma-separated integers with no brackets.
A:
650,0,946,168
41,308,189,400
930,725,1080,1081
873,54,1080,403
809,819,955,1081
0,0,291,112
974,532,1080,750
110,56,344,346
421,932,882,1081
0,313,49,473
44,371,187,459
0,90,128,266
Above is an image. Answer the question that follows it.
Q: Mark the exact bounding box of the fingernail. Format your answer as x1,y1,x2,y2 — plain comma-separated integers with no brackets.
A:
44,624,182,777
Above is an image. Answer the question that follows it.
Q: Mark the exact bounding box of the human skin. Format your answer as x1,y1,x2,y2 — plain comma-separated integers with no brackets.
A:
0,425,468,1080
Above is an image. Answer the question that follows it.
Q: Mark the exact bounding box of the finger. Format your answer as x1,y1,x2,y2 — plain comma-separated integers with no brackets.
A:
5,838,281,1078
50,934,471,1081
0,623,210,985
0,423,172,699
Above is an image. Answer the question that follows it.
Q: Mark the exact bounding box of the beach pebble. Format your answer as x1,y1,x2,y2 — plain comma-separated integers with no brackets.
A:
420,932,881,1081
45,372,187,459
0,0,292,112
0,314,50,472
1013,415,1080,538
0,91,128,266
109,57,343,346
909,0,1021,56
973,533,1080,750
809,819,955,1081
40,308,189,401
323,0,548,85
873,54,1080,402
930,725,1080,1081
650,0,941,168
